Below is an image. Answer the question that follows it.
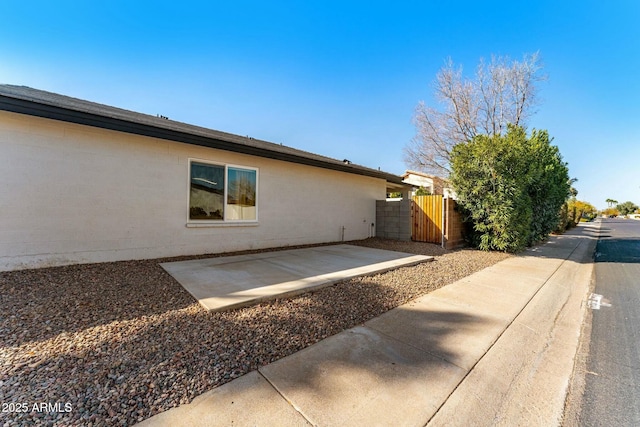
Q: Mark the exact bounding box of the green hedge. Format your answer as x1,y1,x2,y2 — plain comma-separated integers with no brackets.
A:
451,125,570,252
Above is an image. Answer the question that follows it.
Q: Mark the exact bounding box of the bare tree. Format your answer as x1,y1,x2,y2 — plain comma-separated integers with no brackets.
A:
405,52,546,176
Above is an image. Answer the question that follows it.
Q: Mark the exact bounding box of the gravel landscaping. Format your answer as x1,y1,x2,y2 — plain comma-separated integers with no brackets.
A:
1,239,511,426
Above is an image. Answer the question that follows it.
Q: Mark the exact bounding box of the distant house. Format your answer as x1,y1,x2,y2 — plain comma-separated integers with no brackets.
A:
402,170,456,199
0,85,407,271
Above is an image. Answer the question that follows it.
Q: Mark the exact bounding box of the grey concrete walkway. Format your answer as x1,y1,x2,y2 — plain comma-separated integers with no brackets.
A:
140,223,599,426
161,245,432,312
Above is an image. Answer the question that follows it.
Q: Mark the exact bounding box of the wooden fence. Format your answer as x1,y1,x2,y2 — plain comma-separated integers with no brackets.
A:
411,195,465,248
411,195,443,244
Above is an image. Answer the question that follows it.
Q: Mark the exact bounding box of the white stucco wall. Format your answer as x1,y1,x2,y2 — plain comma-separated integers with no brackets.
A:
403,174,434,193
0,111,386,271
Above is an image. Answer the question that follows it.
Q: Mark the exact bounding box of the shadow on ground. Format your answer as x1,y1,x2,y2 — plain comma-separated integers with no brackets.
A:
1,271,488,426
0,240,507,426
255,304,490,426
595,238,640,263
516,222,601,265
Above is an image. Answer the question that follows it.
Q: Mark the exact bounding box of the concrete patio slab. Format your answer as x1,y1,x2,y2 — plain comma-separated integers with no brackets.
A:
258,326,467,427
161,244,432,312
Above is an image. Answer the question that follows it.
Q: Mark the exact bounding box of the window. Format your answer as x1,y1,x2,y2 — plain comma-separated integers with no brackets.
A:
226,166,257,220
189,160,258,222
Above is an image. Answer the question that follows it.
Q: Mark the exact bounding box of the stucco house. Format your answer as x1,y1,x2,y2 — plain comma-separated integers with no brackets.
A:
0,84,408,271
402,170,456,198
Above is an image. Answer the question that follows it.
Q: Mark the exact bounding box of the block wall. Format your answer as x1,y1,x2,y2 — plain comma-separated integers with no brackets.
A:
0,111,387,271
375,199,411,241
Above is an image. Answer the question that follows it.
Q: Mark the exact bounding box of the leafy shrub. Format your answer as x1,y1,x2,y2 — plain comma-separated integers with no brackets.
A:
451,125,570,252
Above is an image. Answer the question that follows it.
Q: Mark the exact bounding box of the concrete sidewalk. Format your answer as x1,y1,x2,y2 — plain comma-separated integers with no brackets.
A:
138,223,599,427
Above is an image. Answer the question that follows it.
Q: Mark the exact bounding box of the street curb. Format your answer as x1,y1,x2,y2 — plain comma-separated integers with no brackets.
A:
427,223,599,426
561,220,602,426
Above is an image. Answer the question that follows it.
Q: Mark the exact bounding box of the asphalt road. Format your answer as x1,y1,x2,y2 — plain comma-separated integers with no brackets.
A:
577,218,640,426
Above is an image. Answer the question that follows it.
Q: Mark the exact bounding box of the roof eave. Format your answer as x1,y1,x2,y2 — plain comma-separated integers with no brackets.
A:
0,94,405,185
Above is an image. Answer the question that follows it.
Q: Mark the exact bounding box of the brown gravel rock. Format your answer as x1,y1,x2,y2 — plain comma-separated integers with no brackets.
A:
0,238,510,426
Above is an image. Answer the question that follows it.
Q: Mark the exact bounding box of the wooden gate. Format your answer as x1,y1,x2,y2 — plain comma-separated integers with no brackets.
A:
411,195,443,243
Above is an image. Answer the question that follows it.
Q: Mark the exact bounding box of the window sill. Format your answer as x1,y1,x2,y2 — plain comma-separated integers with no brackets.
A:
186,221,259,228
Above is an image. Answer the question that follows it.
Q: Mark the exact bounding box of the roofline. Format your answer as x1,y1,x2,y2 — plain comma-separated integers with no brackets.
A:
402,170,449,181
403,170,434,179
0,87,405,185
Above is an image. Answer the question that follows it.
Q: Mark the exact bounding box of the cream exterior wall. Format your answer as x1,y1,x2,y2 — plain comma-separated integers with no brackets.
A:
0,111,385,271
402,174,435,193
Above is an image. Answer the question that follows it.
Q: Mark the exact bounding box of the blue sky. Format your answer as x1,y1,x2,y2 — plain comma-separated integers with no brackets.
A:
1,1,638,209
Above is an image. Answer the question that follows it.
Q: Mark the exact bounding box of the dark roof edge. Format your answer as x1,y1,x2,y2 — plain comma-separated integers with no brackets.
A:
0,87,404,185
